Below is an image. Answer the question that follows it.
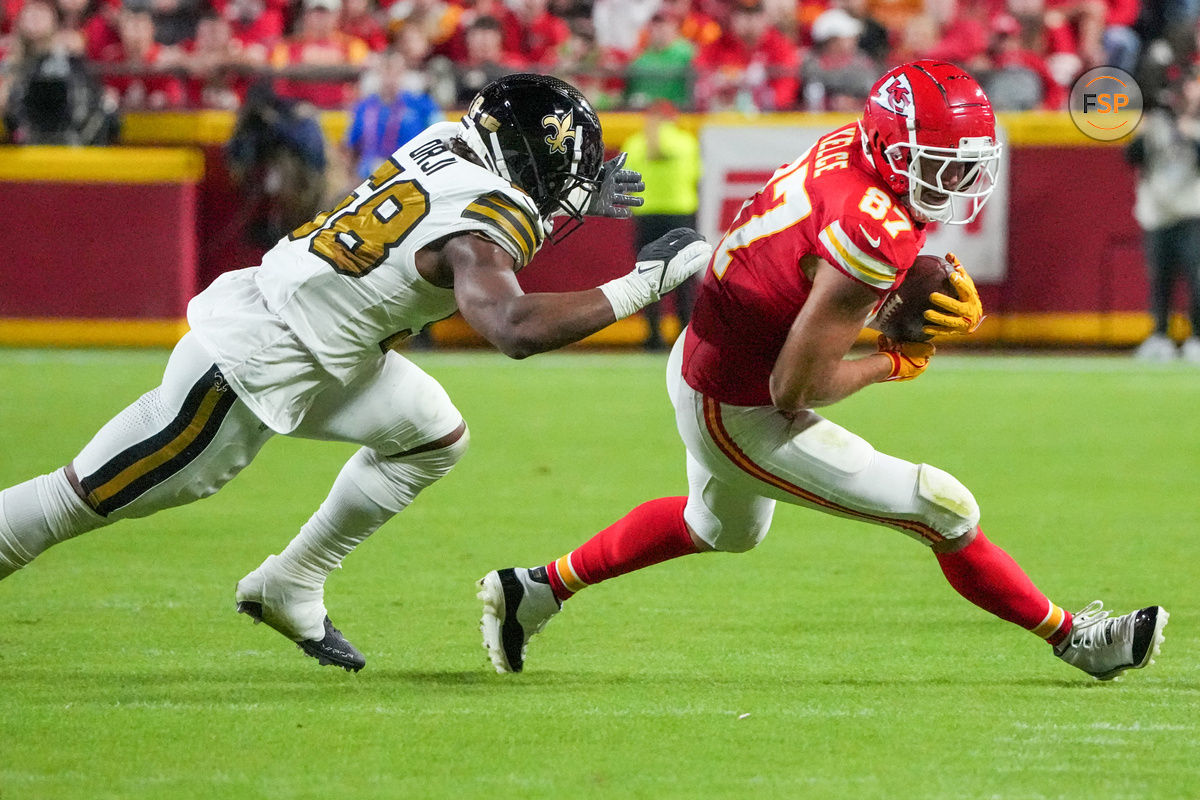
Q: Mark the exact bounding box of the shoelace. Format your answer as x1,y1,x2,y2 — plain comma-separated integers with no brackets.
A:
1067,600,1112,648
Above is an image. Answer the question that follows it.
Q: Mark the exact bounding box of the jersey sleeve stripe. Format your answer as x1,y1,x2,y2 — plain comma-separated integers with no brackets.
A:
463,205,534,265
463,194,539,264
819,221,897,289
485,195,541,249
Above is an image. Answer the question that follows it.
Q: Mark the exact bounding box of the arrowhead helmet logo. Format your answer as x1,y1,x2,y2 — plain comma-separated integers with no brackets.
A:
542,110,577,155
873,74,915,119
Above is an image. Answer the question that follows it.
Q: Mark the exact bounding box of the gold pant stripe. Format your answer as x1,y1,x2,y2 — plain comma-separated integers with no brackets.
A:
85,385,226,507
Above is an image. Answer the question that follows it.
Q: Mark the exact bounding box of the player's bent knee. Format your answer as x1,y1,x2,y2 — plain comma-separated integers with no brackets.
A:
683,494,773,553
917,463,980,539
709,528,768,553
354,425,470,513
417,424,470,475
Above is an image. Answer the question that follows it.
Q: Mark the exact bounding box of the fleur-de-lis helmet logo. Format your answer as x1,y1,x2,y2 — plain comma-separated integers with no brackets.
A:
542,110,576,155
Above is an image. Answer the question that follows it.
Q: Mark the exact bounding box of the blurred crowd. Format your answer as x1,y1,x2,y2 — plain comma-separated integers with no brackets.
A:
1,0,1199,136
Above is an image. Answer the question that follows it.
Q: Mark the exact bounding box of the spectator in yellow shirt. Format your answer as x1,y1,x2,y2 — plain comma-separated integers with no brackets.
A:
622,100,702,349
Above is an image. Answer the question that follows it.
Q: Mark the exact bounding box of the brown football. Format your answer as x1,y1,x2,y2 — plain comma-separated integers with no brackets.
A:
871,254,957,343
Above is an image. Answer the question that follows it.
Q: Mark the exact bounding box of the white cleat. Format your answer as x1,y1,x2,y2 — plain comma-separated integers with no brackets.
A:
1054,601,1168,681
477,567,561,673
235,555,366,672
1180,336,1200,364
1133,334,1177,362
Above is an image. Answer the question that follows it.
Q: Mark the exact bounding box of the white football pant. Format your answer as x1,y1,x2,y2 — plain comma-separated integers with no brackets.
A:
0,332,467,580
667,332,980,553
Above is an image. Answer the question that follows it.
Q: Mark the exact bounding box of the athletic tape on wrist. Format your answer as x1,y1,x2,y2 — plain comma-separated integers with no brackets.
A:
599,272,654,320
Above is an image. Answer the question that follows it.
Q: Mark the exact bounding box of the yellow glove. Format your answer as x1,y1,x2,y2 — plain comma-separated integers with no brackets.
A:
877,335,935,382
923,253,984,336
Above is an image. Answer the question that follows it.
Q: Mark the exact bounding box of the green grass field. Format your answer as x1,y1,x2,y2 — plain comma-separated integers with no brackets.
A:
1,348,1198,799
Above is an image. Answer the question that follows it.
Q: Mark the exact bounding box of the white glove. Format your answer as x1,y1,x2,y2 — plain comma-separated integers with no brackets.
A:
600,228,711,319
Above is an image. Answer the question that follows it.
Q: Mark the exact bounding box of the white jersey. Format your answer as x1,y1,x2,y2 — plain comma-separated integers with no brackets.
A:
188,120,546,432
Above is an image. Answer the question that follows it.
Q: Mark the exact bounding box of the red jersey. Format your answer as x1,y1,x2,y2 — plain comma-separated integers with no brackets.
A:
96,42,186,109
270,33,369,108
515,12,569,65
694,26,799,111
227,10,285,51
341,13,389,52
82,13,122,61
682,123,925,406
1,0,18,34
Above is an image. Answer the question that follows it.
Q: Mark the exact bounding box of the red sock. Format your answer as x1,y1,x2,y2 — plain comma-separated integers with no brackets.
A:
935,528,1072,645
545,496,699,601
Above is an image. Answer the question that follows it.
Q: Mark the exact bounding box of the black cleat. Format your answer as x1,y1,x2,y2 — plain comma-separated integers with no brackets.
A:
237,600,366,673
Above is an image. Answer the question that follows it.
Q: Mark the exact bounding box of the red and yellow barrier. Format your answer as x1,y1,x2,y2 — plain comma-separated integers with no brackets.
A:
0,146,201,346
0,112,1165,349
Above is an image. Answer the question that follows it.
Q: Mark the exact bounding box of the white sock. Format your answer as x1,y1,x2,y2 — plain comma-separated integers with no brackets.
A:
274,471,395,589
0,469,106,579
274,482,391,587
272,440,467,588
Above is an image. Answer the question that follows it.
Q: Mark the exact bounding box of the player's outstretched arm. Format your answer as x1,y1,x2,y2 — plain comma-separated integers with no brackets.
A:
447,235,616,359
447,228,710,359
599,228,710,319
769,258,904,412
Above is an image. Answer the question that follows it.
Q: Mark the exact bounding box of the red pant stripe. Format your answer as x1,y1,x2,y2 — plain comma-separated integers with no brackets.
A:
702,396,944,544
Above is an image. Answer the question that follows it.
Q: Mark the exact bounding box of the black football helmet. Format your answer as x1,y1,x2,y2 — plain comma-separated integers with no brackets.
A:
458,73,605,232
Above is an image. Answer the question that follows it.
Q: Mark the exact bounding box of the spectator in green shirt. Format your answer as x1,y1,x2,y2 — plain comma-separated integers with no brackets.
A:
622,100,703,349
624,11,695,109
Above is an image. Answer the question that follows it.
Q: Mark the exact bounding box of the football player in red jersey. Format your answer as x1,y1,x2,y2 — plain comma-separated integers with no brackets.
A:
480,60,1169,681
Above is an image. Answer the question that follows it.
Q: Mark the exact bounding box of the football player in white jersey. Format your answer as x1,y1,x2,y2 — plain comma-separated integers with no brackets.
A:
0,74,712,672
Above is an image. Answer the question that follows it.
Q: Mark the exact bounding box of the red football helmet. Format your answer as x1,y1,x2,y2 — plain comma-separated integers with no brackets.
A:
860,60,1001,224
